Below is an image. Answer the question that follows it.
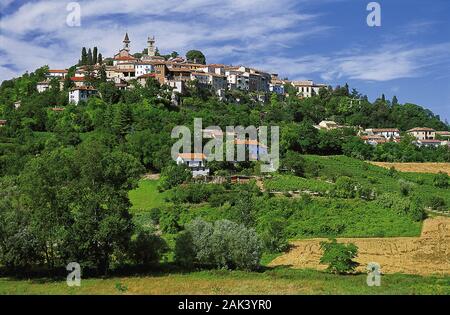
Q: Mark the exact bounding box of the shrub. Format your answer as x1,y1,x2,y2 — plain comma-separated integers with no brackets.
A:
387,166,398,177
433,172,449,188
257,217,289,253
282,151,305,176
320,239,359,274
129,230,168,265
159,205,185,233
175,218,262,270
149,208,161,224
332,176,357,198
158,164,192,191
398,179,414,196
426,196,447,211
409,202,426,221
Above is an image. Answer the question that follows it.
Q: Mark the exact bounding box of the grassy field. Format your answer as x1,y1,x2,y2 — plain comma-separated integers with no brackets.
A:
265,155,450,207
0,268,448,295
128,179,169,213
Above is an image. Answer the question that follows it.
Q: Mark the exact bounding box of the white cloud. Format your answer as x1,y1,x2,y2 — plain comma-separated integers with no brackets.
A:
0,0,327,81
240,43,450,83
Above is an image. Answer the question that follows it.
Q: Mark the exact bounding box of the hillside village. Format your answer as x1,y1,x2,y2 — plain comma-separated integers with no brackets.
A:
2,33,449,178
36,33,325,105
25,33,449,176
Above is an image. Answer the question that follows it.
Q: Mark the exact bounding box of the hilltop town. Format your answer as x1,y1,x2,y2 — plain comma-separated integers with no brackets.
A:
25,33,449,159
37,33,326,105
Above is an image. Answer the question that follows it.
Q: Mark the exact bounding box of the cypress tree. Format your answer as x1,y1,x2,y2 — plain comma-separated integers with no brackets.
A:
81,47,88,65
87,48,93,65
93,47,98,64
98,53,103,65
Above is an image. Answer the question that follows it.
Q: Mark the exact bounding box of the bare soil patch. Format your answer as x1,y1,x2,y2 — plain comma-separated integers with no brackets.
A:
269,216,450,275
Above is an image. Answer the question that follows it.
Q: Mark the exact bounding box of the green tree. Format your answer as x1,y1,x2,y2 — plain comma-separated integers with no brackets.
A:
93,47,98,64
320,239,359,274
80,47,88,65
158,164,192,191
87,48,93,65
186,50,206,64
433,171,449,188
282,150,305,176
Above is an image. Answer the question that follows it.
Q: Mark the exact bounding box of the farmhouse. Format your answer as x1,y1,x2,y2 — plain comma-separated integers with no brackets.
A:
365,128,400,139
176,153,210,177
407,127,436,140
69,86,98,105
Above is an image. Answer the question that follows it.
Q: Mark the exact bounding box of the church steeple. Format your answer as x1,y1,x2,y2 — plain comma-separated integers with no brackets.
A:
123,32,130,51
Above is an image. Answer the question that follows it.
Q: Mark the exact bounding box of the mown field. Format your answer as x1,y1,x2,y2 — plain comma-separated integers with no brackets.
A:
370,162,450,175
0,268,448,295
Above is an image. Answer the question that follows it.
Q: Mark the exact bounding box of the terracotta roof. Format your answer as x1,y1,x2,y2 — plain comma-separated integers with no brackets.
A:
234,139,268,148
191,71,225,78
372,128,400,132
407,127,436,132
137,73,156,79
114,56,136,61
49,69,68,73
70,86,97,91
178,153,206,160
71,76,86,81
436,131,450,135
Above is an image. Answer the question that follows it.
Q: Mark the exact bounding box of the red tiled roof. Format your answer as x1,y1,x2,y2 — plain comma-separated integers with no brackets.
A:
70,86,97,91
407,127,435,132
114,56,136,61
71,76,86,81
49,69,68,73
178,153,206,160
372,128,400,132
234,139,268,148
137,73,156,78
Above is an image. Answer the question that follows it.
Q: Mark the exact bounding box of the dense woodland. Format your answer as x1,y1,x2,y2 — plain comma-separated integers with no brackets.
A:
0,65,449,275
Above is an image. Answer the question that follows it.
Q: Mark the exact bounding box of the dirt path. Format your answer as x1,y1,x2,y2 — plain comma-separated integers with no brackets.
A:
369,162,450,174
269,216,450,275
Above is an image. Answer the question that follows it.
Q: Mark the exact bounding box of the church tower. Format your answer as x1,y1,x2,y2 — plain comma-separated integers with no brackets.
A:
123,32,131,51
147,35,155,57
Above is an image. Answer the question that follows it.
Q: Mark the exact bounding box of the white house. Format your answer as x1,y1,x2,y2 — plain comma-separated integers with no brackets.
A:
176,153,210,177
413,139,447,148
69,87,98,105
47,69,68,79
407,127,436,140
134,61,154,77
365,128,400,139
291,80,326,98
37,81,50,93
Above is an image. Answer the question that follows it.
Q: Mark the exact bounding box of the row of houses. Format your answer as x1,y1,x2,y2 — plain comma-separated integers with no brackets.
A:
37,33,327,105
360,127,450,147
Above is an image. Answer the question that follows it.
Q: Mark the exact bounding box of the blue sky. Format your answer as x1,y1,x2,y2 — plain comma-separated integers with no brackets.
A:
0,0,449,121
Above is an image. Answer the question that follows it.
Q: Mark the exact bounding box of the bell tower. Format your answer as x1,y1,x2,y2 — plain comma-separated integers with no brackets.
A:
147,35,155,57
123,32,130,51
